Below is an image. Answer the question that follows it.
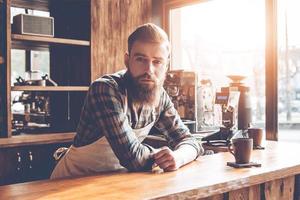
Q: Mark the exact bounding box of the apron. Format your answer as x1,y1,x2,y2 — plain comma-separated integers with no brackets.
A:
50,93,157,179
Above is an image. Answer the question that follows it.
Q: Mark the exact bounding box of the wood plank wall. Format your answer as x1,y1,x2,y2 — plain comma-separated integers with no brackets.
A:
91,0,152,81
199,175,297,200
0,0,8,137
0,1,4,136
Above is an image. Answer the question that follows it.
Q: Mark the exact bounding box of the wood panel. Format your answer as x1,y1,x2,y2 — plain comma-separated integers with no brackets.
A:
91,0,152,81
201,194,224,200
249,185,261,200
264,176,294,200
11,0,49,11
265,0,278,141
4,0,12,137
229,185,260,200
0,1,6,137
152,0,163,27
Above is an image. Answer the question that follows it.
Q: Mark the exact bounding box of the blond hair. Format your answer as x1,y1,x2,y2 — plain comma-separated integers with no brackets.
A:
128,23,170,54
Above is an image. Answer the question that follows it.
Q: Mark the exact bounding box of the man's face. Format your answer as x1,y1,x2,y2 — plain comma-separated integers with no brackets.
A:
125,40,169,106
125,40,169,86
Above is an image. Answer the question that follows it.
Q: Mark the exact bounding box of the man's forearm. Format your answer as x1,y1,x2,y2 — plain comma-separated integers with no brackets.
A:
152,144,198,171
174,144,198,168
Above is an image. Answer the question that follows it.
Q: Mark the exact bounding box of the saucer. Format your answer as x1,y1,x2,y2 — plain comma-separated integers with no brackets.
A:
227,162,262,168
254,145,265,150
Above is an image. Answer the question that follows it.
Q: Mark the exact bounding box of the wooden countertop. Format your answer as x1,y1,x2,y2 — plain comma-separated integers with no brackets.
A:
0,132,75,148
1,141,300,199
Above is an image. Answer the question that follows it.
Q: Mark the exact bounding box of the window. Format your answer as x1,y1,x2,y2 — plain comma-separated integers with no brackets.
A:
277,0,300,142
165,0,265,131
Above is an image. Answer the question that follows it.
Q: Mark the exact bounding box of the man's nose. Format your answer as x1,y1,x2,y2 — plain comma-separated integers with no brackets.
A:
144,61,155,74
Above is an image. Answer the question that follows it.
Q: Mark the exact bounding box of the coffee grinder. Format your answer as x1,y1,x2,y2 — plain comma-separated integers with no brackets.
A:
202,75,252,146
227,75,252,131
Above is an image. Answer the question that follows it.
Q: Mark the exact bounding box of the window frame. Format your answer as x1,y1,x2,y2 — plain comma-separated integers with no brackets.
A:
162,0,278,140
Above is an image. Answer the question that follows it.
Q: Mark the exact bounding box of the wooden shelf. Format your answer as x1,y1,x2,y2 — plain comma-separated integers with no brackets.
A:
11,86,89,91
0,56,4,64
0,132,75,148
11,34,90,46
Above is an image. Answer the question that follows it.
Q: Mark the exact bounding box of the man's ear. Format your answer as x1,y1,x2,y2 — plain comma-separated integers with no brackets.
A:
124,52,129,69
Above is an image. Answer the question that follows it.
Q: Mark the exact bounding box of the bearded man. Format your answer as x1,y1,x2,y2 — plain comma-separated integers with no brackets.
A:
51,23,203,179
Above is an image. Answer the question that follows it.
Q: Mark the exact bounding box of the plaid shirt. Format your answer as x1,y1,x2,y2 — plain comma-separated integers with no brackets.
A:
73,70,203,171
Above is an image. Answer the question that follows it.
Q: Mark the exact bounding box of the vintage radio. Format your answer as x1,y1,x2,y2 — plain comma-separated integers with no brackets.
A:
12,14,54,37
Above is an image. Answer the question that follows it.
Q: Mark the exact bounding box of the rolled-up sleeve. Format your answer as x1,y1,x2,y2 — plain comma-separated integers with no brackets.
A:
154,91,204,158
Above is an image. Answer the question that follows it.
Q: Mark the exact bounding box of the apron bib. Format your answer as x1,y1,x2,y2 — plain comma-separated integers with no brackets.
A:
51,93,156,179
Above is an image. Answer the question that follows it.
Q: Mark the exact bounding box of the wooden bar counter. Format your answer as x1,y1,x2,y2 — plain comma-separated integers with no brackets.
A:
1,141,300,200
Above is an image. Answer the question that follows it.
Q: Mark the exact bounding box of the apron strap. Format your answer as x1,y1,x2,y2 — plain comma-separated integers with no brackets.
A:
53,147,69,161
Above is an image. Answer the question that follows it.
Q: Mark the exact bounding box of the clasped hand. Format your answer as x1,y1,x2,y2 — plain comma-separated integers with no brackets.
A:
152,146,184,172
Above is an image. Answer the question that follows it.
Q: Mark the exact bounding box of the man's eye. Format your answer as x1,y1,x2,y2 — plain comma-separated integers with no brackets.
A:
153,60,162,65
136,57,146,62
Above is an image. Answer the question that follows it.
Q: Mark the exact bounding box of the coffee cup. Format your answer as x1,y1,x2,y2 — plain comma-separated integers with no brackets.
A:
228,138,253,164
248,128,263,148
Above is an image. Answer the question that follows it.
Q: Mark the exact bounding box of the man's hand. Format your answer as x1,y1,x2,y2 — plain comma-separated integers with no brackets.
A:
152,144,198,172
152,146,184,172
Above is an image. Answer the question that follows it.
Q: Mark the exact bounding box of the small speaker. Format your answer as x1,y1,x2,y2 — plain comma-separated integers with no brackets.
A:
12,14,54,37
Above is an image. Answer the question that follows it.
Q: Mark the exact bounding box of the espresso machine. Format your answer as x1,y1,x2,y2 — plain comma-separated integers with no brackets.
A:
164,70,197,132
11,72,58,134
202,75,252,146
12,91,51,134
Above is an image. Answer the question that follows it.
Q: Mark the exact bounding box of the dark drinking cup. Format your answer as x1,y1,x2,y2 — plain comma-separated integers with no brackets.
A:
228,138,253,164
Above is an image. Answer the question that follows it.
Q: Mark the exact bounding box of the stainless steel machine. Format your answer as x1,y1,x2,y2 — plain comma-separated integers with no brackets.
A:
164,70,197,132
12,91,51,134
11,72,57,134
202,75,252,146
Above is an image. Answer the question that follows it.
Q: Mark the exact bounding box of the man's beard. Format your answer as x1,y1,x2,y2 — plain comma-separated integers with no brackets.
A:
127,71,164,107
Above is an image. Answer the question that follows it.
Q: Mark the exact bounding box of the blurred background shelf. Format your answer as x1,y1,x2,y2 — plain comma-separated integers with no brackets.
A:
11,86,89,91
0,132,75,148
12,34,90,46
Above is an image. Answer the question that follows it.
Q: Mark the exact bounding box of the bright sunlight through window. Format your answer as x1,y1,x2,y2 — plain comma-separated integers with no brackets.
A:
169,0,265,130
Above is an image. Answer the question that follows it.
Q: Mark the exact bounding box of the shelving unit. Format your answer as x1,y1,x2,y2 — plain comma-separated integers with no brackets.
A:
0,0,154,141
11,86,89,92
0,0,92,186
3,0,92,138
12,34,90,46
